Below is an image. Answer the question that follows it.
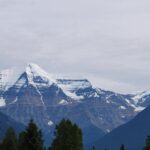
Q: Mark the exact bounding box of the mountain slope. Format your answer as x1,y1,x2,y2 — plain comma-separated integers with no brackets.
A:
0,111,25,141
95,106,150,150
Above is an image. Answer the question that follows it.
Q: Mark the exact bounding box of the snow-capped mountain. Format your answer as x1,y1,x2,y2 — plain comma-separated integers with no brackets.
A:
0,63,149,148
56,78,109,103
2,64,72,106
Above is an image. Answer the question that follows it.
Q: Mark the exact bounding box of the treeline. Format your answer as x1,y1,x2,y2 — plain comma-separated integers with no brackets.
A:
1,119,150,150
90,136,150,150
0,119,83,150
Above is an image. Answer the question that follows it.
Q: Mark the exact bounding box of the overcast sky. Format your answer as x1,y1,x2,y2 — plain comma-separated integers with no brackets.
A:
0,0,150,93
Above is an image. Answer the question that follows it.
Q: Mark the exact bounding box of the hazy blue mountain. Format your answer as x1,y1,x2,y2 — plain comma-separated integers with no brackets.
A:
95,106,150,150
0,111,25,141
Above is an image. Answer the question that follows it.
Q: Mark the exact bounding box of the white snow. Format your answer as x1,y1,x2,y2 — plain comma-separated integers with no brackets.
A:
0,64,56,90
132,89,150,104
125,98,145,112
119,106,127,110
106,100,110,104
125,98,136,108
95,88,104,95
57,78,92,91
134,106,145,112
48,120,54,126
106,94,113,100
105,94,115,104
9,97,18,105
57,78,91,100
32,84,46,107
59,99,69,105
26,63,56,86
0,98,6,107
91,88,102,98
64,91,84,100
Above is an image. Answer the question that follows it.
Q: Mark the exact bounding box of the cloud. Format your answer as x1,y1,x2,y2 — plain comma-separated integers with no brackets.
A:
0,0,150,93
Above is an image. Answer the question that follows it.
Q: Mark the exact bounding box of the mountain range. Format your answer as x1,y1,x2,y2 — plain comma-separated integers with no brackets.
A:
0,63,150,148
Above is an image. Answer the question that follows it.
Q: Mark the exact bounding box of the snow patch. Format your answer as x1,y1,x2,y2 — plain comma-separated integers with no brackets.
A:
9,97,18,105
48,120,54,126
106,94,114,100
125,98,145,112
125,99,136,108
134,106,145,112
57,79,91,100
0,98,6,107
106,100,110,104
132,89,150,104
57,78,92,91
59,99,69,105
93,91,100,98
65,91,84,100
119,106,126,110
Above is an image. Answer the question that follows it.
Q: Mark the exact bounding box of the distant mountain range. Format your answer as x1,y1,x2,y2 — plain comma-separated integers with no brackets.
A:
0,63,150,148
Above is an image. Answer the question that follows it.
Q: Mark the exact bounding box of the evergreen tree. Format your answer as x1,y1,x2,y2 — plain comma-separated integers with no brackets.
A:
18,131,26,150
49,119,83,150
18,119,44,150
0,142,2,149
1,127,18,150
120,144,125,150
144,136,150,150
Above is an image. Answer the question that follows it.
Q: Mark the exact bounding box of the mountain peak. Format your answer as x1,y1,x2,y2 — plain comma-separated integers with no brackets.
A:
26,63,48,76
13,63,56,88
25,63,55,86
26,63,54,81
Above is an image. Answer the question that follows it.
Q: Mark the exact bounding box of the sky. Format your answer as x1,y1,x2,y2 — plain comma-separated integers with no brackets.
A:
0,0,150,94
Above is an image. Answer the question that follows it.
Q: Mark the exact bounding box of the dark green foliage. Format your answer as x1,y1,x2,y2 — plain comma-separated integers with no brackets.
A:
0,120,44,150
120,144,125,150
18,131,26,150
18,119,44,150
0,127,18,150
144,136,150,150
49,119,83,150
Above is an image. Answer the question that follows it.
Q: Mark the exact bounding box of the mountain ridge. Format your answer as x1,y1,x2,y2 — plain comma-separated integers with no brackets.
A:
0,63,150,149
